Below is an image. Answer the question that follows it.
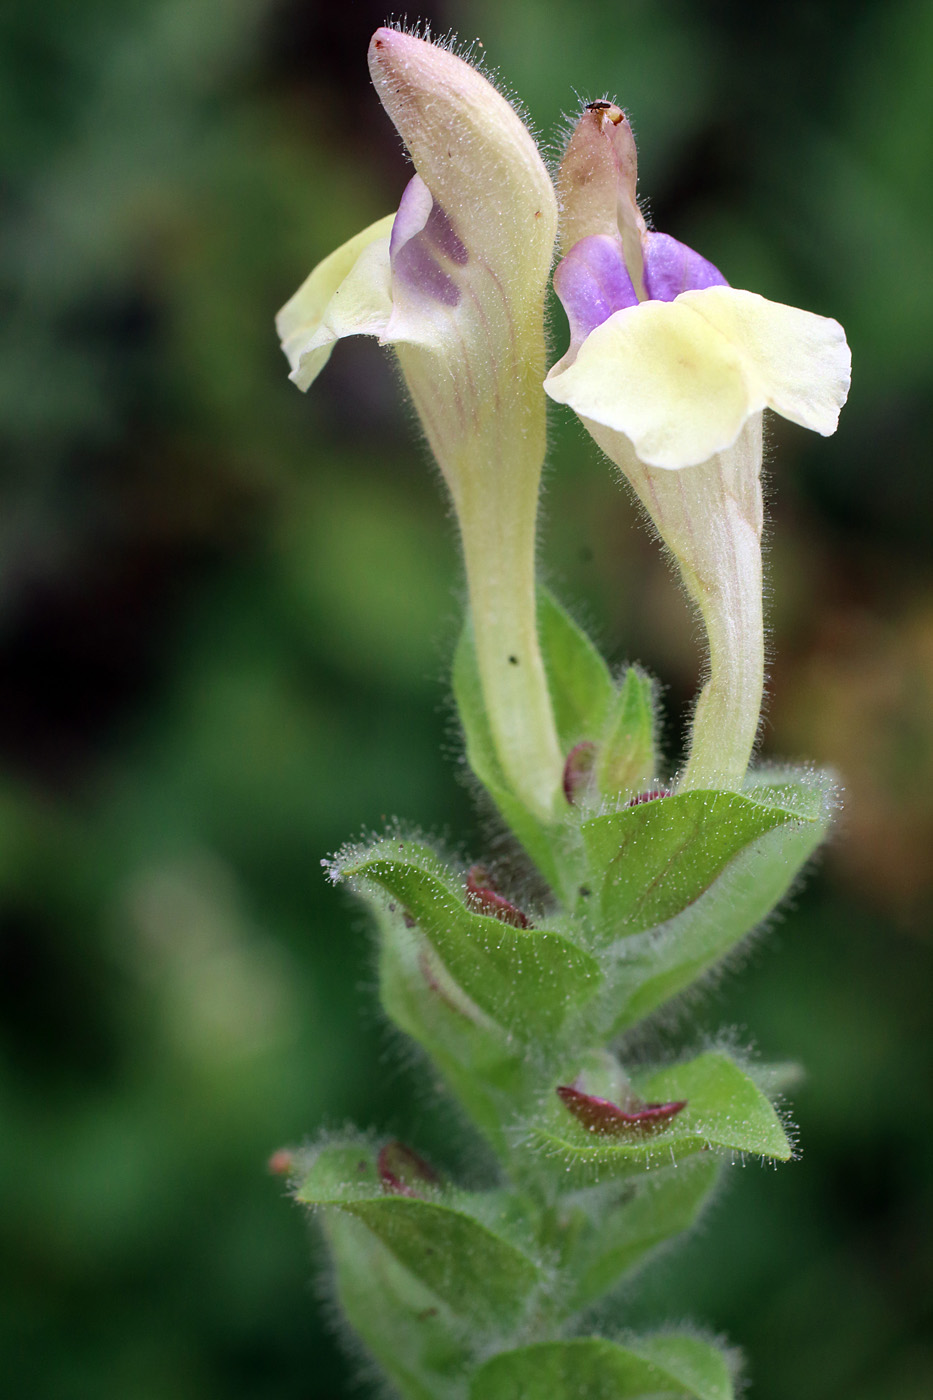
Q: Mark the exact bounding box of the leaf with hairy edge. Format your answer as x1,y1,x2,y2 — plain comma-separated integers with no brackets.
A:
326,1210,470,1400
594,666,656,799
580,774,834,939
298,1146,542,1331
470,1334,733,1400
453,594,623,899
338,839,601,1038
561,1154,720,1309
606,803,831,1031
632,1334,736,1400
531,1051,790,1186
373,897,534,1153
536,589,615,747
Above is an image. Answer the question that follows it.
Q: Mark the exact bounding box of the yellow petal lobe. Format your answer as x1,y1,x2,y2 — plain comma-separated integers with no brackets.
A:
275,214,395,391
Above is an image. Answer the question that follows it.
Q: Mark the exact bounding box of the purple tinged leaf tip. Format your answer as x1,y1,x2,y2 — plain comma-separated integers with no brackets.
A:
378,1140,440,1197
562,741,597,805
465,865,531,928
557,1084,688,1136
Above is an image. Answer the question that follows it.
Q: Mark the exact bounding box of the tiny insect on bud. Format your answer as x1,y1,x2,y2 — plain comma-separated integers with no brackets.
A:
267,1149,295,1176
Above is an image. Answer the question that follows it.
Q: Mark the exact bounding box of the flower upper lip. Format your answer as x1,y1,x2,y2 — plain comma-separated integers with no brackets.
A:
546,102,850,471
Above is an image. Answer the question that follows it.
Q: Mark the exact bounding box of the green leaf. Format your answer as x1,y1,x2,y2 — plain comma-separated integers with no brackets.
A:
326,1210,470,1400
470,1334,733,1400
580,774,834,939
339,838,601,1039
299,1145,542,1331
452,594,620,899
537,590,615,748
595,773,836,1029
531,1051,790,1185
375,896,534,1151
595,667,656,799
299,1143,390,1202
631,1334,735,1400
562,1154,720,1309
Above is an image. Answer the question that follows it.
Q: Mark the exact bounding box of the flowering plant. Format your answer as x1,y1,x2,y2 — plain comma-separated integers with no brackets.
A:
273,28,849,1400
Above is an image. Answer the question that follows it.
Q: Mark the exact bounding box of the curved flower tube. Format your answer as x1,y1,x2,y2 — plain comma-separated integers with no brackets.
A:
277,29,564,821
545,102,851,791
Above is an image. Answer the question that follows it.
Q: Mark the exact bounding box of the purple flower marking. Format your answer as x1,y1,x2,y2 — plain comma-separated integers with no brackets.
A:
553,234,638,346
423,197,468,266
642,231,728,302
553,228,727,343
389,173,467,307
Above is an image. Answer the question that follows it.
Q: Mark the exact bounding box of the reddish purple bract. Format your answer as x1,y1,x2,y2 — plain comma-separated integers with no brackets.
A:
464,865,531,928
378,1140,440,1197
626,788,672,807
562,740,597,804
557,1083,687,1136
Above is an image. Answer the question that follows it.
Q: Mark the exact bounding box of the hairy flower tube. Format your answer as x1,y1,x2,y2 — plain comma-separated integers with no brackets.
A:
276,29,564,820
546,102,851,790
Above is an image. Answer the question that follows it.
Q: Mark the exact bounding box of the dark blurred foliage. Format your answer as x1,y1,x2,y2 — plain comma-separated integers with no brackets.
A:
0,1,930,1397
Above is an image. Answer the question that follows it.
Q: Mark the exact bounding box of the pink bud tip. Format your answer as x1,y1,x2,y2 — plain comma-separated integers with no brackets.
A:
557,1084,687,1136
465,866,531,928
562,740,597,805
267,1149,294,1176
378,1141,440,1197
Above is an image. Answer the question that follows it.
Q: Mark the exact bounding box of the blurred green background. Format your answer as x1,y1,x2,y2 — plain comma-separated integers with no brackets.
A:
1,1,931,1396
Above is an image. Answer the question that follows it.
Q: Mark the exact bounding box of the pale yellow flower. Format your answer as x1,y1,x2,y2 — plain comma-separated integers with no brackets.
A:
277,30,563,819
546,102,851,790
